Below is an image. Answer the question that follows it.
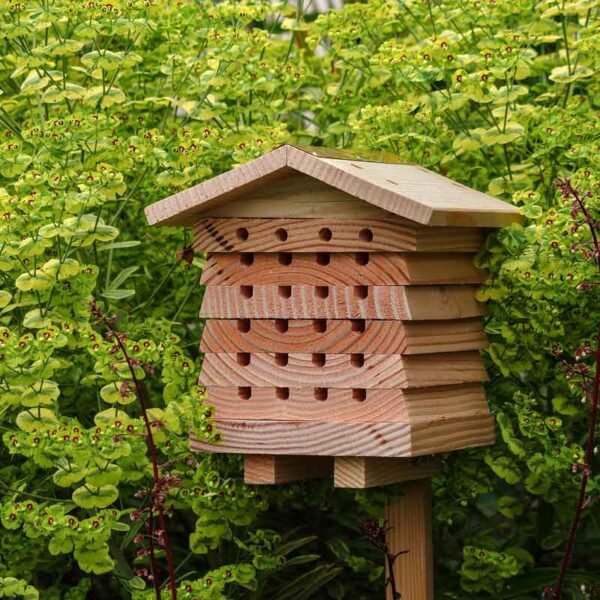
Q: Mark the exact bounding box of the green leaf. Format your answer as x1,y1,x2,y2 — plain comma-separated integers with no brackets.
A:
16,409,59,432
549,65,594,84
72,484,119,509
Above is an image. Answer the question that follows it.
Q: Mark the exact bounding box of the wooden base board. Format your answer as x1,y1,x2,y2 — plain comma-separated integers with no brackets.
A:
191,413,495,457
244,455,333,484
334,457,440,488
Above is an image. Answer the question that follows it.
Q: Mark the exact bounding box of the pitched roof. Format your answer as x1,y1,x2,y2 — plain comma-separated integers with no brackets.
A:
145,144,521,228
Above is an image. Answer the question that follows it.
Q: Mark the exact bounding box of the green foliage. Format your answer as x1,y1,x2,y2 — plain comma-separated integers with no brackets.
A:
0,0,598,598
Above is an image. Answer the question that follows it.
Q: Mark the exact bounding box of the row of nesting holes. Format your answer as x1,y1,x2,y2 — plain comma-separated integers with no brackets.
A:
236,227,374,243
240,252,370,267
236,353,365,368
240,285,369,299
238,387,367,402
237,318,366,333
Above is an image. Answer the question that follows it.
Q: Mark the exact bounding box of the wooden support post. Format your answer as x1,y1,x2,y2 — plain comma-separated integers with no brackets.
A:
385,480,434,600
244,454,333,485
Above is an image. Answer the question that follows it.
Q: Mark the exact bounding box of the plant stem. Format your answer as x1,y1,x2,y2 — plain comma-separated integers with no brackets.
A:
91,303,177,600
552,181,600,599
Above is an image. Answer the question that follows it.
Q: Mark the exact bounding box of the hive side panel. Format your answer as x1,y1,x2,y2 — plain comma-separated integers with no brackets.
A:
200,285,484,320
201,253,484,286
200,318,487,355
199,351,487,389
193,217,482,253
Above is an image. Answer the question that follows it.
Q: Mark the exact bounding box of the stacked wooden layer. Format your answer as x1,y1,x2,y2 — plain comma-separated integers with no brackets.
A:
192,215,495,461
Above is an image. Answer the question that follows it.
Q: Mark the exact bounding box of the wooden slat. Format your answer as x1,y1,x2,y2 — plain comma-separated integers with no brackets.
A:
199,285,484,320
385,481,434,600
200,318,487,355
193,217,483,254
334,457,440,488
190,413,495,457
200,252,484,286
199,352,488,389
204,384,488,422
244,455,333,484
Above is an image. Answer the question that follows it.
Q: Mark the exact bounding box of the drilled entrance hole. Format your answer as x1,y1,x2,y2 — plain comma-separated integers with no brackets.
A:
319,227,332,241
351,319,366,333
354,286,368,299
279,285,292,299
355,252,369,266
237,318,251,333
315,286,329,299
238,387,252,400
313,319,327,333
352,388,367,402
276,387,289,400
314,387,328,401
312,353,326,367
240,253,254,266
275,353,288,367
275,228,288,241
278,252,292,266
359,228,373,242
275,319,288,333
237,353,250,366
351,354,365,368
240,285,253,299
316,252,330,266
236,227,249,241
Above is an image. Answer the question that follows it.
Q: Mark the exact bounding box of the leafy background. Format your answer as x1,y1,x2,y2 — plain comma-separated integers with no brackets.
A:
0,0,598,598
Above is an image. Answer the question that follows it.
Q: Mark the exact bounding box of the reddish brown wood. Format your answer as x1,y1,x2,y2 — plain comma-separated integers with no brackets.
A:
199,285,485,320
191,413,495,457
244,455,333,484
193,217,483,254
199,351,487,389
200,318,487,355
204,384,488,422
201,252,484,286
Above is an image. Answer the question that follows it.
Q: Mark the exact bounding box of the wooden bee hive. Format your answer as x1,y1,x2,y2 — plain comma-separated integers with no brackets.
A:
146,144,521,599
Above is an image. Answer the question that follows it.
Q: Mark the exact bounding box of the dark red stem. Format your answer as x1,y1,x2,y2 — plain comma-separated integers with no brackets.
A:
553,182,600,599
92,305,177,600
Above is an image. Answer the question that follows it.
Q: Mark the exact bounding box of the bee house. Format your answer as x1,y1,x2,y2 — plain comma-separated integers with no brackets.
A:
146,145,521,600
146,144,520,488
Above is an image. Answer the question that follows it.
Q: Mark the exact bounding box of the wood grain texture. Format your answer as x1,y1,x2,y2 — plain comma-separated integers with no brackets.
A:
334,456,440,488
244,455,333,485
385,480,434,600
204,384,489,422
145,144,522,228
200,252,485,286
193,217,483,254
199,285,484,321
199,352,488,389
201,318,488,355
190,413,496,457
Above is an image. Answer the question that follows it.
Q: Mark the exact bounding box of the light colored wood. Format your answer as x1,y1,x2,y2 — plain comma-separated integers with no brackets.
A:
385,480,434,600
204,384,488,423
145,144,522,228
334,456,440,488
200,318,488,355
200,252,484,286
199,285,484,321
191,413,495,457
199,351,488,389
204,173,389,218
244,455,333,484
193,217,483,254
